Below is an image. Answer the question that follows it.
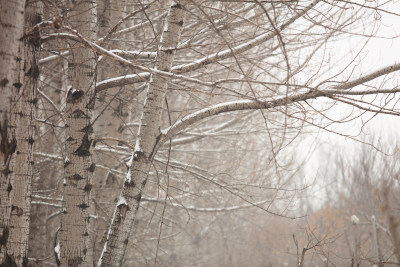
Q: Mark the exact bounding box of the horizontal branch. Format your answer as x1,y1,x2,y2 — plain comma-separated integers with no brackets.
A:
31,201,62,208
95,0,320,91
38,10,166,65
157,90,323,149
141,197,271,213
334,63,400,90
101,50,156,60
155,65,400,150
43,32,224,92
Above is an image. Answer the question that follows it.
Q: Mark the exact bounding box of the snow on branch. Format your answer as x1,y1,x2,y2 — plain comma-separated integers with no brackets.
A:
156,90,322,149
94,0,320,91
141,197,271,213
334,63,400,90
31,201,62,208
154,60,400,150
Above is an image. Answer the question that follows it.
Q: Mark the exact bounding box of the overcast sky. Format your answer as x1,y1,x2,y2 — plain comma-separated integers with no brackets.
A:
296,2,400,207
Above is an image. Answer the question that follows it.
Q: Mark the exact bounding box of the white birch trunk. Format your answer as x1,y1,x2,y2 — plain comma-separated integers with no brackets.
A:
0,0,27,264
5,1,42,266
98,1,187,266
94,0,133,261
59,1,97,266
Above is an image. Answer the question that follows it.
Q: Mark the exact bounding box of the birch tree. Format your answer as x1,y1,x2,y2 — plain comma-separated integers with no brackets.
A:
2,1,43,266
58,1,97,266
98,1,400,264
8,0,400,265
0,0,27,264
98,1,188,266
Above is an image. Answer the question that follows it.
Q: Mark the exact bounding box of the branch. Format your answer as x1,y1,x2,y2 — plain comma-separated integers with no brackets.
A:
95,0,321,91
333,63,400,90
37,88,66,124
156,90,323,150
154,60,400,150
141,197,272,213
100,50,156,61
38,10,166,65
31,201,62,208
101,1,157,42
43,32,226,92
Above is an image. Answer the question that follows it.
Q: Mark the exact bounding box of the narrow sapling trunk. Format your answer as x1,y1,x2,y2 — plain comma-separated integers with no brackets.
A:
98,1,187,266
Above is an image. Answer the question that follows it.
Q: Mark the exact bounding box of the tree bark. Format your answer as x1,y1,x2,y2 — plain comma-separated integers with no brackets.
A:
59,1,97,266
0,0,27,264
4,1,42,266
98,1,187,266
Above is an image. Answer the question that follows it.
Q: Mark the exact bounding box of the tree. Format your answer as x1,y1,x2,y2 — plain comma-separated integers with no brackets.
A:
58,1,97,266
3,0,400,266
0,0,27,262
0,0,41,265
98,1,188,265
94,1,400,265
308,138,400,266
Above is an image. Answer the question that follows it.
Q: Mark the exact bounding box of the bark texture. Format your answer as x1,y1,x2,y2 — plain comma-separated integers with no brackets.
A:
59,1,97,266
98,1,187,266
4,1,42,266
0,0,27,264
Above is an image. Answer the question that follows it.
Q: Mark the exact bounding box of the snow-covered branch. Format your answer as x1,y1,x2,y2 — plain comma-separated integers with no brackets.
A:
156,90,322,150
333,63,400,90
95,0,321,91
154,61,400,150
141,197,271,213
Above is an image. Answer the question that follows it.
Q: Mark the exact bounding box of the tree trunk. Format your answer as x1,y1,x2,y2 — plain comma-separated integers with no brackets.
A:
59,1,97,266
0,0,27,264
4,1,42,266
98,1,187,266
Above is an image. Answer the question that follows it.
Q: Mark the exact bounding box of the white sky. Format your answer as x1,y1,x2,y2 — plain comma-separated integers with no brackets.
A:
297,2,400,206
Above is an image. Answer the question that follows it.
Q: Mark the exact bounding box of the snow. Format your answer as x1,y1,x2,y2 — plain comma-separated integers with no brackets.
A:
110,49,123,53
96,74,138,87
54,242,60,260
97,243,107,267
64,156,70,164
117,196,127,207
160,128,168,135
125,171,131,183
163,21,169,32
351,214,360,224
67,86,79,95
127,155,133,168
134,138,142,153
